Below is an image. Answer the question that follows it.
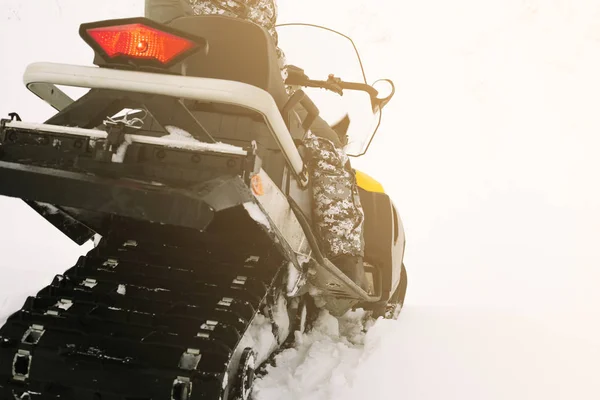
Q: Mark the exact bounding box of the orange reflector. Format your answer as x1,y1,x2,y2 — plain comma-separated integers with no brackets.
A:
87,23,195,64
251,175,264,196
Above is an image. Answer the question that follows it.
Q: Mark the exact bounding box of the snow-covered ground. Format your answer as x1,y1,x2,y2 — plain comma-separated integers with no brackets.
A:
2,1,600,399
255,308,600,400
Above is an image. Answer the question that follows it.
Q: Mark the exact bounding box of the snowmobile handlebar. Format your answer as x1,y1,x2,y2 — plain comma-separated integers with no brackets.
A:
298,77,379,98
285,65,395,113
286,66,379,98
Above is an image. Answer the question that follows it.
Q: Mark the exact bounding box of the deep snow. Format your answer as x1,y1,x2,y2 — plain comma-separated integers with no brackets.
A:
254,308,600,400
2,0,600,399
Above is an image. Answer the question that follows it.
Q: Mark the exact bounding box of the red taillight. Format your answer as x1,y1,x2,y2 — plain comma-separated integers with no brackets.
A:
86,23,195,64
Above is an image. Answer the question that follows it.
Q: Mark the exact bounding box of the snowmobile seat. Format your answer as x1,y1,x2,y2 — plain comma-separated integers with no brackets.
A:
168,15,289,110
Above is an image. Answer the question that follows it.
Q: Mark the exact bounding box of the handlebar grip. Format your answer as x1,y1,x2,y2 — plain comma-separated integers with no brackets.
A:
303,79,378,98
339,81,379,98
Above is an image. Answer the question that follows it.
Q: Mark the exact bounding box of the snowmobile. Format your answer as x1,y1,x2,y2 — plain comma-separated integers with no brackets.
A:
0,15,407,400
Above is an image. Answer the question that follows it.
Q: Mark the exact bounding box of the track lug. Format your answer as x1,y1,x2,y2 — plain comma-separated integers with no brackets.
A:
123,240,138,248
55,299,73,310
81,278,97,288
233,276,248,286
12,350,31,382
21,325,45,345
201,320,219,331
102,258,119,268
219,297,234,307
179,348,202,370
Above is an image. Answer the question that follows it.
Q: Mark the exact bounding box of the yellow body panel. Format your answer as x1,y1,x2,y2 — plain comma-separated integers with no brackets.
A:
355,170,385,194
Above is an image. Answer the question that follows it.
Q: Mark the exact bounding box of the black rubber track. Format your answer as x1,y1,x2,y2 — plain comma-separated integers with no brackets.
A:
0,231,286,400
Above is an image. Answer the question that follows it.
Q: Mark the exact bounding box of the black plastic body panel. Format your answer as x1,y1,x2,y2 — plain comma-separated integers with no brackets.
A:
359,188,406,301
0,160,219,231
24,201,96,245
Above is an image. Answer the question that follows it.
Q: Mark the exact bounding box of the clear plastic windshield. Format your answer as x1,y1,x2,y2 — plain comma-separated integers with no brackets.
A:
276,25,380,156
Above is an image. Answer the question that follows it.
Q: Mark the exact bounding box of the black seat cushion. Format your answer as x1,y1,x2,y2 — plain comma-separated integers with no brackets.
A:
168,15,289,110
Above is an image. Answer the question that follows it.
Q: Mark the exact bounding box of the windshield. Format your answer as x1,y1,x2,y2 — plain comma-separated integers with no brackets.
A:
276,25,380,156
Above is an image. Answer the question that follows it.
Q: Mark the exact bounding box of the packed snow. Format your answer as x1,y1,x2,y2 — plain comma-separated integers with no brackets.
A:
2,1,600,400
163,125,248,154
111,135,132,163
164,125,200,142
243,202,273,231
235,292,294,371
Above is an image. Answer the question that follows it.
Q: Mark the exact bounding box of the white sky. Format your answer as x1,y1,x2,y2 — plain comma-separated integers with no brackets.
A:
0,1,599,398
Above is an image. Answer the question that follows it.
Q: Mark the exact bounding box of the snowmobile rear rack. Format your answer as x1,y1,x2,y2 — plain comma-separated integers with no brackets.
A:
1,121,247,156
22,62,307,185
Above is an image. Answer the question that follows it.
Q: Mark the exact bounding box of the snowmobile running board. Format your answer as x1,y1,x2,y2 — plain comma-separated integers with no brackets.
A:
22,62,306,184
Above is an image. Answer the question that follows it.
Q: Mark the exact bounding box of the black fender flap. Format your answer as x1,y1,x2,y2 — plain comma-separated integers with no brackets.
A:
24,200,97,245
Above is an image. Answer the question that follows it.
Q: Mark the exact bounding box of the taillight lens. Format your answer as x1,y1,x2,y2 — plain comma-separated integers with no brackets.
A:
86,23,196,64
